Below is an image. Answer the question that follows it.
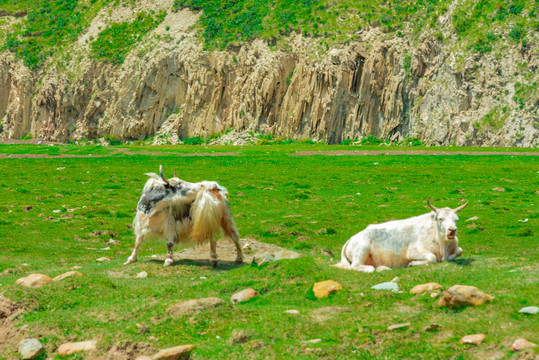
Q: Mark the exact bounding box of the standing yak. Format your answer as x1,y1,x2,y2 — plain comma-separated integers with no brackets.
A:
124,166,243,267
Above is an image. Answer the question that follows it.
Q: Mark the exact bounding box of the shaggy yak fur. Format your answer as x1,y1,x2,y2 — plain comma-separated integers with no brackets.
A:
124,166,243,267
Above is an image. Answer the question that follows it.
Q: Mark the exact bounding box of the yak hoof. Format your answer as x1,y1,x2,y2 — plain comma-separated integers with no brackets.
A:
124,258,136,265
234,256,244,264
210,260,218,268
164,258,173,267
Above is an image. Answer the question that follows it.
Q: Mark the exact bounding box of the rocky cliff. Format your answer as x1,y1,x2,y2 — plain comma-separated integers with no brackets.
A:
0,3,537,146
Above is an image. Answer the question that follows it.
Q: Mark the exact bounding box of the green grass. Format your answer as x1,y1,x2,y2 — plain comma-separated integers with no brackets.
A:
0,144,537,359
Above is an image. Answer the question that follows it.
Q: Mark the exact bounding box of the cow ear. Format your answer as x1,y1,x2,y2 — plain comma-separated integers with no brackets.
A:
145,172,160,180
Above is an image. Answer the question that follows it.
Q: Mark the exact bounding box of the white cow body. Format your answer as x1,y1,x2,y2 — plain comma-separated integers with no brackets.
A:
335,201,465,273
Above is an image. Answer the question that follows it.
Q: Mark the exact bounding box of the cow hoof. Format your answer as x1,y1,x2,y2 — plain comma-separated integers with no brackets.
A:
124,258,136,265
210,260,218,268
164,258,173,267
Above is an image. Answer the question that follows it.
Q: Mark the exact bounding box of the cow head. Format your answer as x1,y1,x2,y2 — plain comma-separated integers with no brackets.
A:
428,198,467,241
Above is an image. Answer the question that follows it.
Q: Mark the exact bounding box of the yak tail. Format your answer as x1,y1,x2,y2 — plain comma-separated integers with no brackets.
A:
190,185,225,243
332,238,352,269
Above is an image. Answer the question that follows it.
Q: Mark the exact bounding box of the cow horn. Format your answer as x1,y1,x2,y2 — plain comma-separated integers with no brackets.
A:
159,165,169,185
454,201,468,213
427,198,438,212
174,169,177,178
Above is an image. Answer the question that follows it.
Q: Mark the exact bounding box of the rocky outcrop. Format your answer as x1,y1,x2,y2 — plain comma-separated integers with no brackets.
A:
0,8,537,146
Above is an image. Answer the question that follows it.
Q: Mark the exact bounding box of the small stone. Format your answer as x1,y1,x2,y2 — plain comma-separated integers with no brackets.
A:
438,285,494,308
313,280,343,299
167,297,227,316
231,289,259,303
430,292,439,298
53,271,83,282
285,310,299,314
228,329,254,345
18,338,44,359
96,257,110,262
16,274,53,288
512,338,537,351
136,271,148,279
108,239,121,245
152,344,194,360
492,187,505,192
518,306,538,315
425,323,442,332
461,334,486,345
252,249,302,266
376,266,392,272
387,323,410,331
135,357,153,360
410,282,443,294
57,340,97,356
71,266,82,270
304,339,322,344
391,277,400,283
371,281,399,292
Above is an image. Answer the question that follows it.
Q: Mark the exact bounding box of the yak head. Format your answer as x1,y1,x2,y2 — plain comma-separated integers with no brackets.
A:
427,198,467,242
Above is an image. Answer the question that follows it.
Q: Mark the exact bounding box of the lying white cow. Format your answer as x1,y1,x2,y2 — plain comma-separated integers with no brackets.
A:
334,199,467,272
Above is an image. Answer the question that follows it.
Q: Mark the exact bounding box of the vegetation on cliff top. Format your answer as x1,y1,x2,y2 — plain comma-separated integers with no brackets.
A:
0,0,536,68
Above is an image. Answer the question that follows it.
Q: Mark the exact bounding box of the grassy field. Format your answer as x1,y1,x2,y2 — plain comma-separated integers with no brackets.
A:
0,143,538,359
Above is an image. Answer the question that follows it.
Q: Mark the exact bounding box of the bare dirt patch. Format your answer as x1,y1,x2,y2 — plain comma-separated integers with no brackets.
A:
0,295,23,354
148,238,297,268
0,137,61,145
291,150,539,156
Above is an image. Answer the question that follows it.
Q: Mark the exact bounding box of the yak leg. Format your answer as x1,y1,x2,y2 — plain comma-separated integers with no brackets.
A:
349,243,375,273
446,241,463,261
124,233,146,265
210,235,218,268
164,242,174,267
222,207,243,264
408,249,437,267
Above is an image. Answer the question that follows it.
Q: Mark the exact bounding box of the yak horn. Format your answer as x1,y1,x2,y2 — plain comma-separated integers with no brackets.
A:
427,198,438,212
174,169,177,178
159,165,169,185
454,201,468,213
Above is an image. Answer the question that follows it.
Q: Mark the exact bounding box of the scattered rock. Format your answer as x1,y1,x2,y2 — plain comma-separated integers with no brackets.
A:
16,274,53,288
512,338,537,351
96,257,110,262
376,266,392,272
492,187,505,192
57,340,97,356
518,306,538,315
438,285,494,308
167,297,227,316
18,338,44,359
430,292,439,298
136,271,148,279
313,280,343,299
371,281,399,292
303,339,322,344
52,271,83,282
152,344,194,360
410,282,443,294
387,323,410,331
252,249,302,266
461,334,486,345
425,324,442,332
285,309,299,314
228,329,254,345
391,277,400,283
231,289,259,304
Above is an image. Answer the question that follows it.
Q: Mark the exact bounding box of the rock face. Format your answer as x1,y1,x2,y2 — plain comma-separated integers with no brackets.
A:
16,274,53,288
167,297,227,316
0,6,536,146
438,285,494,308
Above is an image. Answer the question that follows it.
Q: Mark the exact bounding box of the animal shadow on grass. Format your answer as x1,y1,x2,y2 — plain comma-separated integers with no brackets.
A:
148,258,246,271
452,257,475,266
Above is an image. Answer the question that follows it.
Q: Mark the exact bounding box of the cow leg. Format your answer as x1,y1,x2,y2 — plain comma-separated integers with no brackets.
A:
349,244,375,273
164,242,174,267
446,241,463,261
124,233,146,265
408,250,437,267
222,208,243,264
210,235,218,268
